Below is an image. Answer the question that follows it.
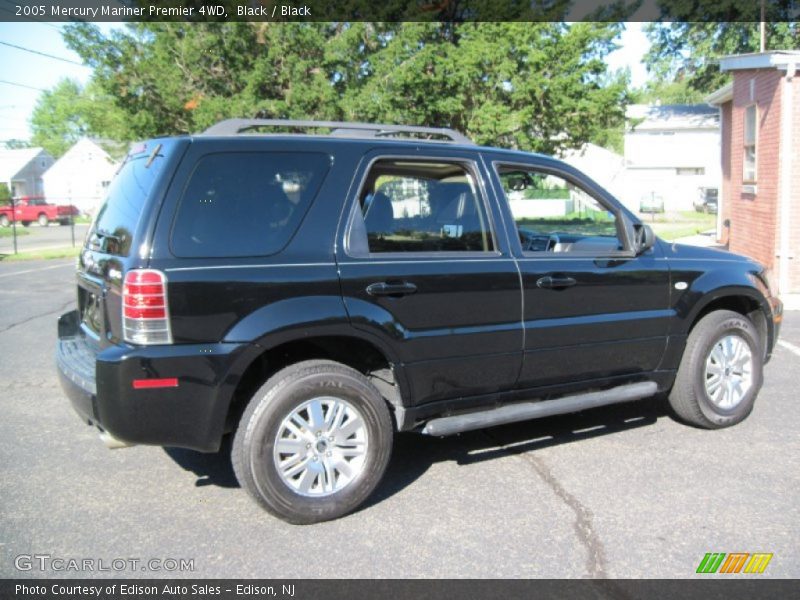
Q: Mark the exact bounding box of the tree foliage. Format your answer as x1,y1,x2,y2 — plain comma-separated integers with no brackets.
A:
644,21,800,98
61,22,629,155
30,79,130,157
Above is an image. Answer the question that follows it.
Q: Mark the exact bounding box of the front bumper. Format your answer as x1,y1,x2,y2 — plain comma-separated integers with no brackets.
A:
56,310,252,452
766,295,783,363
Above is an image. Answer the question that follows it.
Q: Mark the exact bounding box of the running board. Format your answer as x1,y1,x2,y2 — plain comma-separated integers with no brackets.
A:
421,381,658,436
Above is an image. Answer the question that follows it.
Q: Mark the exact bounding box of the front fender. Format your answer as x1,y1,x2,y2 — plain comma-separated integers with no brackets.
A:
669,262,778,360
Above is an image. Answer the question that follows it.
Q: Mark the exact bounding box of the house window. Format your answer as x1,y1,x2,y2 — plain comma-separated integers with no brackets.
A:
743,104,757,183
677,167,705,176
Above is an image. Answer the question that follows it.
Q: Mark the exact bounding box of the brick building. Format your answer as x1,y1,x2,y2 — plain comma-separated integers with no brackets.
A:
707,51,800,297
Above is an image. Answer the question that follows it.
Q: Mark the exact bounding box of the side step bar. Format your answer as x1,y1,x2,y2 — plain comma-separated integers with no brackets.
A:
421,381,658,436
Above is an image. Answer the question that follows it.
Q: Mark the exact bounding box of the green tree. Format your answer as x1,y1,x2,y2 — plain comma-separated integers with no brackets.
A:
0,183,10,205
30,79,130,157
644,22,800,98
64,22,629,155
634,80,706,105
340,22,629,154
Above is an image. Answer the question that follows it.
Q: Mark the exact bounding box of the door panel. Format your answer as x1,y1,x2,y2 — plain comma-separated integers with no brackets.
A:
340,259,523,403
515,255,671,388
486,158,671,390
337,150,523,406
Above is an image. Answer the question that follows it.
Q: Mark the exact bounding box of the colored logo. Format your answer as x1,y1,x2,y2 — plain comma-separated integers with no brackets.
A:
696,552,773,574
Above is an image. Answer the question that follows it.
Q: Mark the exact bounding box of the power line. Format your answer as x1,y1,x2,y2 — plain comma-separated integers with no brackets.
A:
0,41,85,66
0,80,46,92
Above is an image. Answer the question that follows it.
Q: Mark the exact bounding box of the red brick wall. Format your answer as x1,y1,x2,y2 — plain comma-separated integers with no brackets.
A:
787,75,800,294
726,69,783,276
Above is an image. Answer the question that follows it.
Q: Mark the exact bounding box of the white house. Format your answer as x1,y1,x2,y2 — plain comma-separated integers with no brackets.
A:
562,142,626,200
42,138,119,215
0,147,54,198
622,104,721,213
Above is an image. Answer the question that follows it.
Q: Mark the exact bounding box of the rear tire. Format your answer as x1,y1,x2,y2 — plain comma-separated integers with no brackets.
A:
232,359,393,524
0,215,8,227
38,213,49,227
668,310,763,429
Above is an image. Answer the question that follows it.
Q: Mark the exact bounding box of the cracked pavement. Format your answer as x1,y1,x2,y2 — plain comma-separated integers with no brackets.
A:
0,258,798,578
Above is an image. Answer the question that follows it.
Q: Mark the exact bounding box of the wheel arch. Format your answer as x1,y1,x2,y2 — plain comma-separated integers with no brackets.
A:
223,330,409,437
685,289,772,361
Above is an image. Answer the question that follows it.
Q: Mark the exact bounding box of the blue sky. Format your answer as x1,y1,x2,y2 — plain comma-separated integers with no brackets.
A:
0,22,651,144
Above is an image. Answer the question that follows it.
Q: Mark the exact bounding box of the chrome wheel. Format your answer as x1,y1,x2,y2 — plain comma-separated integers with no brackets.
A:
704,334,754,410
273,396,368,497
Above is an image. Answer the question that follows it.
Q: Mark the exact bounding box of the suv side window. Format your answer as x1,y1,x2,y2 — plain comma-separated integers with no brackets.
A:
350,159,494,254
171,152,329,258
495,165,624,255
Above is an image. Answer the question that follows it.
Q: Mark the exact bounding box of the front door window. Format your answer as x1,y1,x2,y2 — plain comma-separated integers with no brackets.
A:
495,166,624,255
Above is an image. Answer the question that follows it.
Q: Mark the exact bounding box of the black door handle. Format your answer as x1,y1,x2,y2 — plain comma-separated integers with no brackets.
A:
536,275,577,289
366,281,418,297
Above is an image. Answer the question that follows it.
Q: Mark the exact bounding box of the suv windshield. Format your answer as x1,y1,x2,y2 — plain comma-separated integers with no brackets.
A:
86,141,172,256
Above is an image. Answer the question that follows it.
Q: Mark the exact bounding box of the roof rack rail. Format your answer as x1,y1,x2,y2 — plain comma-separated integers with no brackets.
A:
202,118,473,144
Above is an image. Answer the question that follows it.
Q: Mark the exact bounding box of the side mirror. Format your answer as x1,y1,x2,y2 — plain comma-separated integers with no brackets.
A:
633,223,656,254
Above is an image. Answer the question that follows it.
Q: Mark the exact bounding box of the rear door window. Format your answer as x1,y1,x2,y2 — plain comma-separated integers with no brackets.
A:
170,152,330,258
350,159,495,254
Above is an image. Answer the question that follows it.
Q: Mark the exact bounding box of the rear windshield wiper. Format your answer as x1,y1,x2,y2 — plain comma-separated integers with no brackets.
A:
94,228,123,243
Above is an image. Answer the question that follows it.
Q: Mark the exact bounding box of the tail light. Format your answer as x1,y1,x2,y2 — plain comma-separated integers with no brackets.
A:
123,269,172,345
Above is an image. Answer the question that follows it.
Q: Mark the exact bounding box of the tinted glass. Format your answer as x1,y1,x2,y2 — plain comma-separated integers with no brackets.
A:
87,141,170,257
359,160,493,253
171,152,329,258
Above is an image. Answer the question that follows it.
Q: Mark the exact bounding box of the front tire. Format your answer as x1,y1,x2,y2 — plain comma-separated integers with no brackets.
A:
668,310,763,428
37,213,49,227
0,215,8,227
232,360,393,524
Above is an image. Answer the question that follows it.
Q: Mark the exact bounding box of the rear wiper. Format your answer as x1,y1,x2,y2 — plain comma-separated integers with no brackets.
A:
94,228,123,243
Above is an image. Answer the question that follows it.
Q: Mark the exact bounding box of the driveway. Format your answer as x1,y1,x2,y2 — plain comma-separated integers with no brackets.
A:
0,259,797,578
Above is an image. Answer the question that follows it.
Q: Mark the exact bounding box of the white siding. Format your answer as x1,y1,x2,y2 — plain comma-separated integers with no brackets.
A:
623,115,722,213
42,139,119,215
0,148,54,197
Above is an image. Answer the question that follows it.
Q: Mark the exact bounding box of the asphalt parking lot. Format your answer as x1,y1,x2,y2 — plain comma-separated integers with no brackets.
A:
0,258,798,579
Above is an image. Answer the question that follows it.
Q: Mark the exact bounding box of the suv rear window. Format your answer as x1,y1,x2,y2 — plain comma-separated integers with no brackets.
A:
170,152,330,258
87,141,172,257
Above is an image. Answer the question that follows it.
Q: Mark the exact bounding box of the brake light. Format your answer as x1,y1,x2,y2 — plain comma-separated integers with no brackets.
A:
123,269,172,345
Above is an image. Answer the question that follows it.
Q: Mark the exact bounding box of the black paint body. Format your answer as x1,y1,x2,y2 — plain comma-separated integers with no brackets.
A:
56,135,782,451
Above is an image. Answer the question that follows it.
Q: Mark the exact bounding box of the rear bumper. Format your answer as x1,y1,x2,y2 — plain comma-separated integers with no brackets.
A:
56,310,252,452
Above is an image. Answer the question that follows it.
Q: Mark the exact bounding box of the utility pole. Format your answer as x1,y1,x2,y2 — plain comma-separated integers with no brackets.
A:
10,194,17,255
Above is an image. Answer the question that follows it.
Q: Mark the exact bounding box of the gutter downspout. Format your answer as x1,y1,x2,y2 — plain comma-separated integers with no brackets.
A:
779,62,795,296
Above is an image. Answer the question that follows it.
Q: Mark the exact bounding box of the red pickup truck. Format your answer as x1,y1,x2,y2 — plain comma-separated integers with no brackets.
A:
0,196,79,227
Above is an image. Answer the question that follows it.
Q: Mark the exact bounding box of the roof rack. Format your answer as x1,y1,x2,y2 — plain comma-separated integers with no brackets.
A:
201,118,473,144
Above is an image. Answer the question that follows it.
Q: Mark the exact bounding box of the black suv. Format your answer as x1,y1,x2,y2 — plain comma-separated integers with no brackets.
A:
57,119,782,523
